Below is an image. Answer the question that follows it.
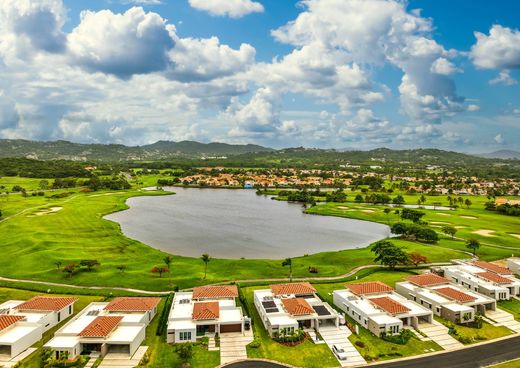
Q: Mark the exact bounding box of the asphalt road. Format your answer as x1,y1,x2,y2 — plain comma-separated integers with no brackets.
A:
224,335,520,368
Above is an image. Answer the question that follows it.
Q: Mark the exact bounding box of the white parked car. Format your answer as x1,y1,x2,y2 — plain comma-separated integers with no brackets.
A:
332,344,348,360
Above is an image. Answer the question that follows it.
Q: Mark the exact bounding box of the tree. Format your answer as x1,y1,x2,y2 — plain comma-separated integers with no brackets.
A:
466,238,480,255
62,263,77,278
371,240,409,270
200,253,211,279
400,208,425,223
282,258,293,281
392,195,405,206
441,225,457,239
79,259,100,271
151,266,169,278
464,198,472,209
163,255,173,285
39,179,49,190
383,208,392,224
176,343,193,364
54,261,62,270
409,252,428,267
354,194,364,203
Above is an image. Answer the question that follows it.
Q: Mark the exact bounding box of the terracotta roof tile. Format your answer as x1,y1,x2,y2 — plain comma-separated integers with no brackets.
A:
104,297,161,312
192,302,220,320
473,261,512,275
281,298,314,316
476,271,513,284
192,285,238,299
346,281,393,295
270,282,316,296
369,297,411,315
0,315,25,332
406,273,450,287
15,296,77,311
434,287,476,302
79,316,122,337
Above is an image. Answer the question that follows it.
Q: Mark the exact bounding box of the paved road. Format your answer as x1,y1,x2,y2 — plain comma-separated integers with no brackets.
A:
223,360,291,368
373,335,520,368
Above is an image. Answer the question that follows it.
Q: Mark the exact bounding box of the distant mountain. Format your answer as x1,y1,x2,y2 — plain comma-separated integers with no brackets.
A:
478,150,520,160
0,139,273,161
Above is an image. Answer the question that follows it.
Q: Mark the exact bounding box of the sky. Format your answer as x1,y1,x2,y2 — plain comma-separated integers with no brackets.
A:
0,0,519,152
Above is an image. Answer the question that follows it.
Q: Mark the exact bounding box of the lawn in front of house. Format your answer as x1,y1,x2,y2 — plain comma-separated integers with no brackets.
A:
498,299,520,321
434,316,512,344
489,358,520,368
241,285,340,368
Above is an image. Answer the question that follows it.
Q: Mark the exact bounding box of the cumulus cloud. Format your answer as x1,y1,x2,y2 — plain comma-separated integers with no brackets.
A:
494,133,504,144
67,7,175,78
189,0,264,18
0,91,20,131
430,57,460,75
489,71,518,86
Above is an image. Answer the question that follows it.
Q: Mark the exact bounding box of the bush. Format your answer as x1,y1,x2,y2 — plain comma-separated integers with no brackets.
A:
248,337,261,349
355,340,365,348
380,329,414,345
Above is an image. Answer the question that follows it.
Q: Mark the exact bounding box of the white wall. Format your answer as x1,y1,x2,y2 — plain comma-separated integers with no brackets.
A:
9,323,43,358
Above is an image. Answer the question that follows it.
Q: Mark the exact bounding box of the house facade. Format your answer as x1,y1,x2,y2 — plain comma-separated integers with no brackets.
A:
45,297,160,359
253,283,339,337
333,281,433,336
167,285,246,344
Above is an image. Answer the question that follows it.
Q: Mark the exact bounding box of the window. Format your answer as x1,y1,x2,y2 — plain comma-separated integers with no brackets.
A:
179,331,192,341
57,312,61,322
69,305,72,314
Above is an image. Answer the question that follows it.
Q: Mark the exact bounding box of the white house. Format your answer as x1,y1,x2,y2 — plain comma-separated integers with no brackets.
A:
253,283,339,337
395,273,496,324
167,285,246,344
333,281,433,336
439,261,520,300
507,258,520,275
0,296,77,360
45,297,160,359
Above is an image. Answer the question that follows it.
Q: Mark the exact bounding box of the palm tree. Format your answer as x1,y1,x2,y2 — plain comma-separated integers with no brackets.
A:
282,258,293,281
163,255,173,285
200,253,211,279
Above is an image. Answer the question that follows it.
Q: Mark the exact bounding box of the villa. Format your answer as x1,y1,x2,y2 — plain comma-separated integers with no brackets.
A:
45,297,160,360
507,258,520,275
333,281,433,336
395,273,496,323
436,261,520,300
167,285,246,343
253,283,339,337
0,296,77,360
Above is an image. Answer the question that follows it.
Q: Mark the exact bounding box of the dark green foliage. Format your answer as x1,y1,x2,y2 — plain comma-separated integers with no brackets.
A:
400,208,426,223
371,240,409,270
391,223,439,243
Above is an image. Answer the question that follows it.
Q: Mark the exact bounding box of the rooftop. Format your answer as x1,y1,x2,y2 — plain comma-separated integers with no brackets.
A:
192,302,220,320
281,298,314,316
476,271,513,284
79,316,123,338
104,297,160,312
15,296,77,312
434,287,476,303
0,315,25,332
406,273,450,287
473,261,512,275
270,282,316,296
346,281,393,295
369,296,411,315
192,285,238,299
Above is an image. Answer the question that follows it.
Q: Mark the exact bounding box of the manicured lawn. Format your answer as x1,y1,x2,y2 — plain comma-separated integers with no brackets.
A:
241,286,340,368
143,298,220,368
498,299,520,321
434,317,512,344
489,358,520,368
0,288,106,368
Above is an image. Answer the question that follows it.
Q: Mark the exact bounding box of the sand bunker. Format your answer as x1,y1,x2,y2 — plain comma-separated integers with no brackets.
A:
472,229,496,237
510,234,520,240
431,221,451,225
31,207,63,216
460,215,477,219
455,226,466,229
436,213,451,216
362,210,375,213
88,192,116,197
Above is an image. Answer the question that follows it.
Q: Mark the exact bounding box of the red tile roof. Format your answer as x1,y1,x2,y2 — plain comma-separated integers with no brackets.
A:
192,302,220,320
406,273,450,287
192,285,238,299
369,297,411,315
104,297,161,312
346,281,393,295
281,298,314,316
434,287,476,302
15,296,77,311
0,315,25,332
473,261,512,275
270,282,316,296
476,271,513,284
79,316,123,337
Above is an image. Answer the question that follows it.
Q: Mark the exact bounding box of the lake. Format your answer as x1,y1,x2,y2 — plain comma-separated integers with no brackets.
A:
105,188,391,259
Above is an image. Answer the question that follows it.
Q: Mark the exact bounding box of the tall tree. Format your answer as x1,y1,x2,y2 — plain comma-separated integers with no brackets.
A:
441,225,457,239
200,253,211,279
371,240,409,270
282,258,293,281
466,238,480,255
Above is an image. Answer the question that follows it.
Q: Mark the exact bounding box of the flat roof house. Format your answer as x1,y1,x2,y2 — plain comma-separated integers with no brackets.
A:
395,273,496,324
45,297,160,360
333,281,433,337
167,285,245,344
253,283,339,337
507,258,520,275
439,262,520,300
0,296,77,361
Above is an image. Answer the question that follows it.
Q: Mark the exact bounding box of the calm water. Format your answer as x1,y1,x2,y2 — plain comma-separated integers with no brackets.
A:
105,188,390,259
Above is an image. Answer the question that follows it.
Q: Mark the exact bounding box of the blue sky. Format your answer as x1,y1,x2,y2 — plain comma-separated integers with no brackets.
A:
0,0,519,152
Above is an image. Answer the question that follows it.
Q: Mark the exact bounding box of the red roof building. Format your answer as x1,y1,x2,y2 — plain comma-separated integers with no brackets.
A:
79,316,123,337
281,298,314,316
434,287,477,303
104,297,160,312
192,302,220,320
346,281,394,295
270,283,316,296
15,296,77,311
192,285,239,300
369,297,411,315
406,273,450,287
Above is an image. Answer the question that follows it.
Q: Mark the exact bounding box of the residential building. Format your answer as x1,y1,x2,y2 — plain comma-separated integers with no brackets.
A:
333,281,433,336
167,285,246,343
507,258,520,275
45,297,160,359
0,296,77,360
395,273,496,323
253,283,339,337
437,262,520,300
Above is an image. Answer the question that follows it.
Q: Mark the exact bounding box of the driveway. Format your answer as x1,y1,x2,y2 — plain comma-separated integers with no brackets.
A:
97,346,148,368
418,321,463,350
319,325,366,367
220,330,254,365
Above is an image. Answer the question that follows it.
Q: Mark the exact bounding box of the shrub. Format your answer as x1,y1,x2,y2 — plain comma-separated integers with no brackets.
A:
248,337,261,349
355,340,365,348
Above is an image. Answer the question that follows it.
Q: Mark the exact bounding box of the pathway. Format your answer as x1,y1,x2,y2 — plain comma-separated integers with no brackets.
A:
219,330,254,365
485,309,520,333
319,325,366,367
417,321,463,351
